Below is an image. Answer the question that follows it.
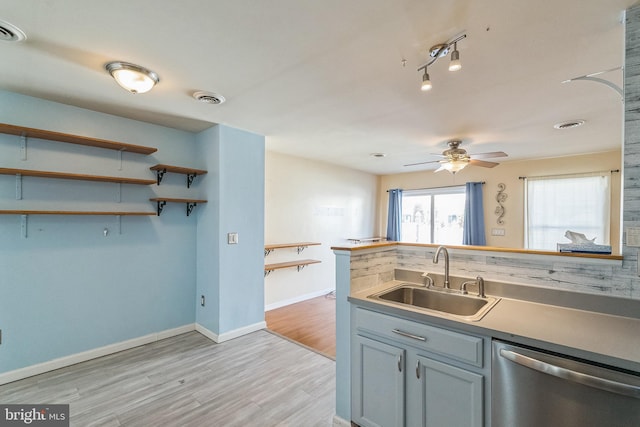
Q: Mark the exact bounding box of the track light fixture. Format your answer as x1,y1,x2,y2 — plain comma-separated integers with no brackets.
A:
417,34,466,91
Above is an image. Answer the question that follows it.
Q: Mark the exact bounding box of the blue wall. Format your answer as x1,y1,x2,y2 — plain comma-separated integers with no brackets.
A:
196,125,265,334
0,91,199,373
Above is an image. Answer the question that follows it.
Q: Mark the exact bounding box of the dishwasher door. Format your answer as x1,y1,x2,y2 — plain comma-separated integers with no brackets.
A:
492,340,640,427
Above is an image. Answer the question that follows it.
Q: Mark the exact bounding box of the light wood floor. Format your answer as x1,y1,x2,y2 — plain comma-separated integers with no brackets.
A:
266,294,336,359
0,330,336,426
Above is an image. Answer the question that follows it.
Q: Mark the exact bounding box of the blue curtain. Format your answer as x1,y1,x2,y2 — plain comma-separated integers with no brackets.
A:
386,189,402,241
463,182,486,245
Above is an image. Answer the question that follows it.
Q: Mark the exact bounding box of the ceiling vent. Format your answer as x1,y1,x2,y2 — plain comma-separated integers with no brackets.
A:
193,91,226,105
0,20,27,42
554,120,585,130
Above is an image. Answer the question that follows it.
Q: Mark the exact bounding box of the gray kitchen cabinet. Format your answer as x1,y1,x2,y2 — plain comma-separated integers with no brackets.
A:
352,305,487,427
352,335,406,427
409,354,483,427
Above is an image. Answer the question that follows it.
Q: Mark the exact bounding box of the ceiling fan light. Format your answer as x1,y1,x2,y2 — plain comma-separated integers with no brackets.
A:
106,62,159,94
438,158,469,174
421,71,432,91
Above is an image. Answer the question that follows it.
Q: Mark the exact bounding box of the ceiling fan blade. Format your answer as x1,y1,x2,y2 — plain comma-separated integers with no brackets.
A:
404,159,442,167
469,159,500,168
470,151,508,159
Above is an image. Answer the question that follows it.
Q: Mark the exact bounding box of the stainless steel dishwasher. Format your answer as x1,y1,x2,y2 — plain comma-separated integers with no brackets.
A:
492,340,640,427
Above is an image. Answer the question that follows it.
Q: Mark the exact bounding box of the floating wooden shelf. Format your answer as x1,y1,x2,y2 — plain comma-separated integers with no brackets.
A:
264,259,321,276
150,164,208,187
0,123,157,155
264,242,321,256
150,197,207,216
0,210,155,216
0,167,156,185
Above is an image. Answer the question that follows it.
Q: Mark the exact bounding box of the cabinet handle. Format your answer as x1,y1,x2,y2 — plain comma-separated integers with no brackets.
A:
416,360,421,379
398,354,403,372
392,328,427,342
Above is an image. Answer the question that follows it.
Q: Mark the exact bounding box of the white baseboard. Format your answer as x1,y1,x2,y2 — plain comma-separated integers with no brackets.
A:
195,321,266,343
333,415,351,427
265,287,335,311
0,324,195,386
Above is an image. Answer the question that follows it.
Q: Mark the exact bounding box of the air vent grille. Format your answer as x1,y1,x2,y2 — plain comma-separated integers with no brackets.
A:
193,91,226,105
0,20,26,42
554,120,585,130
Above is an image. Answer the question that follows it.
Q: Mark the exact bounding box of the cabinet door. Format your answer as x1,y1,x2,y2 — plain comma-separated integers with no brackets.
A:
412,356,483,427
353,335,406,427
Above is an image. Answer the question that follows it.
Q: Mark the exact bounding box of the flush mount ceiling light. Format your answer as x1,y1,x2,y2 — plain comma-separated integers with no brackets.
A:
193,91,226,105
105,61,159,94
0,19,27,42
417,34,466,92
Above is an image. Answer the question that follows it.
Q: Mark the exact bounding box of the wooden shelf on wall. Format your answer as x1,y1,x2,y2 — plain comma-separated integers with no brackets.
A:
150,164,208,187
264,242,321,256
0,210,156,216
0,167,156,185
264,259,322,276
0,123,157,155
150,197,207,216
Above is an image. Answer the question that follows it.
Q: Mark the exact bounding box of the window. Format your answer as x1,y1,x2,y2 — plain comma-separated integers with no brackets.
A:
525,172,611,250
401,186,466,244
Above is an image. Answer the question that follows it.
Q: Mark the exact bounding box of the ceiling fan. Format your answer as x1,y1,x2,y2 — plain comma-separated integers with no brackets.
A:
404,140,508,174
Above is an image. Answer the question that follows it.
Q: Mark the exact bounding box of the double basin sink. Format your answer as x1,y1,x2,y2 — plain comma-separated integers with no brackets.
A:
368,283,500,322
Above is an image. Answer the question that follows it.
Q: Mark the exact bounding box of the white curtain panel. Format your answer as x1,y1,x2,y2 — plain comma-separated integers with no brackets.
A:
525,172,611,250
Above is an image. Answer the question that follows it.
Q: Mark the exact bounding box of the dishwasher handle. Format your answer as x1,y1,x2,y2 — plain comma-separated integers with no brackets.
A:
500,349,640,399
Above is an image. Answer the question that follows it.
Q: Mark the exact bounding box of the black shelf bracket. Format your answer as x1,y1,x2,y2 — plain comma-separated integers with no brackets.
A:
264,269,273,277
155,168,167,185
156,200,167,216
264,248,273,257
186,201,198,216
187,173,197,188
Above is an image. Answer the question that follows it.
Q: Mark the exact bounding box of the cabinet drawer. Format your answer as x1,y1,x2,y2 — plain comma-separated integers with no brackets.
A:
355,307,483,367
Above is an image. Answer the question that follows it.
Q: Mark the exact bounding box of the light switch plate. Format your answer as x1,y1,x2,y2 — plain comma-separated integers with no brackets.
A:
491,228,505,236
227,232,238,244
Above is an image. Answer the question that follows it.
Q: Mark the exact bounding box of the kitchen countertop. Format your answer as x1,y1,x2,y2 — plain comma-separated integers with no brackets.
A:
349,280,640,372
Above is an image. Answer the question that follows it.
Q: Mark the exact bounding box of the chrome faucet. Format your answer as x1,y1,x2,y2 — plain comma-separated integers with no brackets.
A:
461,276,486,298
421,272,434,288
433,246,450,289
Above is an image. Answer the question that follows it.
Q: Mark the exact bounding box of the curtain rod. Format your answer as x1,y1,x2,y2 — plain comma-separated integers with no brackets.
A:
386,182,485,192
518,170,619,180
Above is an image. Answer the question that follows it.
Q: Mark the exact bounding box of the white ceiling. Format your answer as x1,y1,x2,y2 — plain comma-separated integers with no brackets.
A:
0,0,632,174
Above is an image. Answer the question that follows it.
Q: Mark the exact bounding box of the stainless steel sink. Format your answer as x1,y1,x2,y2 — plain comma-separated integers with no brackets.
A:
368,283,500,321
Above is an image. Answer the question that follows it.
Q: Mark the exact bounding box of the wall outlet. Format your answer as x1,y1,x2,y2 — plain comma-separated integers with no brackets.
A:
227,232,238,244
491,228,506,236
626,227,640,247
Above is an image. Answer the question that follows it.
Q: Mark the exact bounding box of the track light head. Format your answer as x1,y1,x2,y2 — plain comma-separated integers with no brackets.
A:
449,43,461,71
421,70,432,91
